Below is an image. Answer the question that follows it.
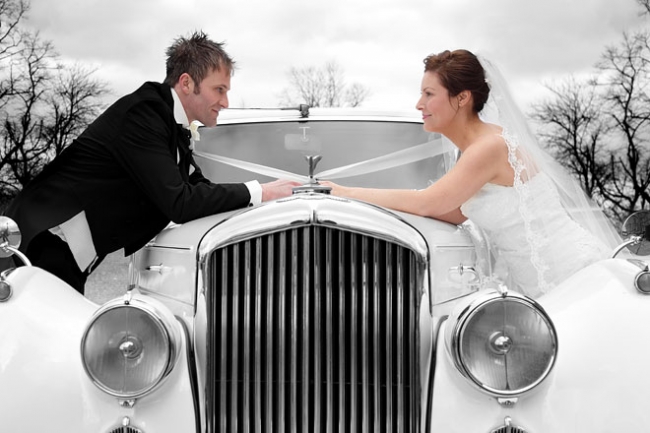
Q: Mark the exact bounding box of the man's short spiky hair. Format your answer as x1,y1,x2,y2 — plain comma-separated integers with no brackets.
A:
163,30,235,91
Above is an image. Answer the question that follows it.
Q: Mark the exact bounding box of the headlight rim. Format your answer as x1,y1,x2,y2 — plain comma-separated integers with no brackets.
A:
447,289,558,398
80,293,181,399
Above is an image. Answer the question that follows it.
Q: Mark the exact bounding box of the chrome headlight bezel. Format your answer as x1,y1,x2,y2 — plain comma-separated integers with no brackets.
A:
80,292,182,399
445,288,558,398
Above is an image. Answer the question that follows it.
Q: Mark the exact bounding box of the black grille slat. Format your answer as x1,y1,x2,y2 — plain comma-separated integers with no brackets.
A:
277,231,287,432
397,247,405,431
253,238,263,433
218,251,228,433
302,227,311,433
264,236,274,433
337,230,347,433
373,238,382,430
243,240,252,433
290,229,299,431
386,244,394,432
350,233,359,432
361,236,370,433
209,226,421,433
324,228,334,432
231,244,240,433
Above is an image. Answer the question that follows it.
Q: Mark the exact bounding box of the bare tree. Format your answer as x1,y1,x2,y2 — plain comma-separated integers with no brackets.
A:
45,63,109,157
280,60,370,108
595,31,650,221
532,76,611,200
0,0,28,109
345,82,370,108
0,2,110,206
532,9,650,226
1,30,55,190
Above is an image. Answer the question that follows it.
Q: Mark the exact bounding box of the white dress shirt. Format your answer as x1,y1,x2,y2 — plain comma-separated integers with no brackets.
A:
170,89,262,204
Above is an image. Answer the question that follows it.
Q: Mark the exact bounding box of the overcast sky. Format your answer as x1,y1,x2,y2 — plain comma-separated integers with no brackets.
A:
26,0,647,114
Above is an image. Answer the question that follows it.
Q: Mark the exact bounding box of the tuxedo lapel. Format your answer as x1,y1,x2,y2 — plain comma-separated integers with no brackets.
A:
176,124,193,180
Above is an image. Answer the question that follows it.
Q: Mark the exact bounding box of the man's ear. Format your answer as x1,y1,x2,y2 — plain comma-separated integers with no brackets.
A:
178,73,194,95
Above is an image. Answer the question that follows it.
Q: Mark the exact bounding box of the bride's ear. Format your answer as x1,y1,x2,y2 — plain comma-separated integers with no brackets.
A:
457,90,472,108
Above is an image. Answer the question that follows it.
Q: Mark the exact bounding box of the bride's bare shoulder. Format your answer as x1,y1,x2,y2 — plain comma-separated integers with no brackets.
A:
468,127,508,158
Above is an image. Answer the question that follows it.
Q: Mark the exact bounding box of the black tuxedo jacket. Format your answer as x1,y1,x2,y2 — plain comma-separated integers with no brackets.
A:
5,82,250,257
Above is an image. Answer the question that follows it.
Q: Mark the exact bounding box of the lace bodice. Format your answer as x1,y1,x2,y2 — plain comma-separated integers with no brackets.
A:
460,172,609,298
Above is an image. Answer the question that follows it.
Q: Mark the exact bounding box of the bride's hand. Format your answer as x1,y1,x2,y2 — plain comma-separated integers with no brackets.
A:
319,180,344,196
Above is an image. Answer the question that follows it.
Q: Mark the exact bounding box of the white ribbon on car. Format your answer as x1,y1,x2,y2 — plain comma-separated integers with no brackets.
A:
192,135,454,182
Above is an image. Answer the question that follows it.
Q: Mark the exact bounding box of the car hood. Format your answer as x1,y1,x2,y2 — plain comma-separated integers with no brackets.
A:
149,193,472,252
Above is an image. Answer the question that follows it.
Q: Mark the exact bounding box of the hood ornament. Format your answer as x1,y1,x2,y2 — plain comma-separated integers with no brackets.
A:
292,154,332,195
307,154,321,179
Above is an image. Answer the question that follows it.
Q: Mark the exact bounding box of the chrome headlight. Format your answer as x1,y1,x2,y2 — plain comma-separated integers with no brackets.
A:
445,289,557,397
80,292,181,399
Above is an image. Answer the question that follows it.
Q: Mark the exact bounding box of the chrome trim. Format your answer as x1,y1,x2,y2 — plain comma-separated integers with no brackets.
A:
447,290,557,398
612,236,643,258
627,258,649,271
0,280,12,302
145,244,194,251
137,287,194,307
0,216,28,263
119,399,136,408
217,109,425,125
199,196,428,431
634,270,650,294
80,295,181,400
497,397,519,407
0,243,30,266
198,194,428,260
145,264,172,274
106,417,143,433
490,416,528,433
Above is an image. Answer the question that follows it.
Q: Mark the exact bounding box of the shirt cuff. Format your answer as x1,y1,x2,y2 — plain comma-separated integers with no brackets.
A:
245,180,262,206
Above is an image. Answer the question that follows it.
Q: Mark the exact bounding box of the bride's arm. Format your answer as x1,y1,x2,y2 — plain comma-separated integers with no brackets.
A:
323,136,506,221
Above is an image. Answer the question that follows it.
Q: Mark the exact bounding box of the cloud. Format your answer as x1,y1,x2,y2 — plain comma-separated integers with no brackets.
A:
26,0,646,111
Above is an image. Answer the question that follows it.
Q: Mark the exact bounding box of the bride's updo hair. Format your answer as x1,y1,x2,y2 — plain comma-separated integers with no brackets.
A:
423,49,490,113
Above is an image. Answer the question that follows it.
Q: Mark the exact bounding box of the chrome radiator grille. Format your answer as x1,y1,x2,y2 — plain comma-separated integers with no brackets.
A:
206,225,422,433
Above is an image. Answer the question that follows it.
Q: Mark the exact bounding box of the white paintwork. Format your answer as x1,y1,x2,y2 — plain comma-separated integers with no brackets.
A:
429,258,650,432
0,267,197,432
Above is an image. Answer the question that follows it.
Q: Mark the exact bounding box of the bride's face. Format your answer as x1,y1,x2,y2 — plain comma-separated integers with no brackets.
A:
416,71,458,132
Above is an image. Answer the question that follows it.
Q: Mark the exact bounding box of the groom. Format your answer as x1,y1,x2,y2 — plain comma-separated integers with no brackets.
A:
3,31,298,295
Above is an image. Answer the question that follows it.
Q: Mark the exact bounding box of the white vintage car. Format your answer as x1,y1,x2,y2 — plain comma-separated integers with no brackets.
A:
1,107,650,433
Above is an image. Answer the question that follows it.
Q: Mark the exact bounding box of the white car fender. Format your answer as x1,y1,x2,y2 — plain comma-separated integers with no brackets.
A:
0,266,197,432
429,258,650,432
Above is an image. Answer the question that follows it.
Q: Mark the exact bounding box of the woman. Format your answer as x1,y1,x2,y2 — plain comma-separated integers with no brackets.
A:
322,49,621,298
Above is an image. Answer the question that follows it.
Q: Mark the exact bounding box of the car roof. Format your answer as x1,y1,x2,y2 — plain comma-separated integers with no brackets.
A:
216,106,424,124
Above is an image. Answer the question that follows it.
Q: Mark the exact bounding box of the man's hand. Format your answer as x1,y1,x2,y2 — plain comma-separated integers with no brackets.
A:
261,179,302,202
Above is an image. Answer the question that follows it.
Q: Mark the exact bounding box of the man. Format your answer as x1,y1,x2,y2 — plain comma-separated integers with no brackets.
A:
3,31,298,295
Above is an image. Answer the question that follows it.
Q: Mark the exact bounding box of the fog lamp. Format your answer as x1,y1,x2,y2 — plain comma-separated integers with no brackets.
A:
446,289,557,397
80,293,181,399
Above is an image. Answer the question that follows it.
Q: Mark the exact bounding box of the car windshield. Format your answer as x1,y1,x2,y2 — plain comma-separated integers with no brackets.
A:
194,119,456,189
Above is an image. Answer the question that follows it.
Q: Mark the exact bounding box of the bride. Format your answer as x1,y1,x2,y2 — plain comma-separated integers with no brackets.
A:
322,49,621,298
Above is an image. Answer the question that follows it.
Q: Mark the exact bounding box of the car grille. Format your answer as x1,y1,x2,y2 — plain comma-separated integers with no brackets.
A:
206,225,422,432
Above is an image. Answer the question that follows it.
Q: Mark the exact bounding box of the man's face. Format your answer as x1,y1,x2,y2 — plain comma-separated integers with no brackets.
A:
181,68,231,127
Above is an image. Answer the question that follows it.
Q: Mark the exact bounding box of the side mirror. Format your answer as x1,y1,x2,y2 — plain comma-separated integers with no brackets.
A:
0,216,31,265
618,211,650,256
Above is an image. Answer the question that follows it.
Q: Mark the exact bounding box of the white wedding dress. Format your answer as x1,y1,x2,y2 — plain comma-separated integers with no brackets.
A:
460,171,610,298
